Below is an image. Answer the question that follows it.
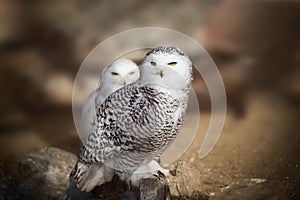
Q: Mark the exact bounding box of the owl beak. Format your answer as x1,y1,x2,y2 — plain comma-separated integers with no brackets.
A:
157,70,164,78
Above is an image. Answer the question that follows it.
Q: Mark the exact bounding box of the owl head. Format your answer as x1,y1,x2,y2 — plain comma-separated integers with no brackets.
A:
100,59,139,91
141,46,193,88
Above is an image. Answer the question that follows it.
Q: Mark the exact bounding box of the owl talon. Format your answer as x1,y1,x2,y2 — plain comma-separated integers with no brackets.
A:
157,170,166,179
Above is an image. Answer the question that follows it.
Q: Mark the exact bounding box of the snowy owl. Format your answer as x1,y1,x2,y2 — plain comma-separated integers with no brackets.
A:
80,59,139,143
70,46,193,192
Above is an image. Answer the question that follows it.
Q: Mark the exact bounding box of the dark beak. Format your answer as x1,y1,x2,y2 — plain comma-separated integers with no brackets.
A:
159,70,164,78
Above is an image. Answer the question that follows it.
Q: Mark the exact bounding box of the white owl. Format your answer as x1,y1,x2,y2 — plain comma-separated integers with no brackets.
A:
70,46,193,192
80,59,139,143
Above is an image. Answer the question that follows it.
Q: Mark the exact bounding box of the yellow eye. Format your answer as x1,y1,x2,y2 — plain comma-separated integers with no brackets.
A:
168,62,177,66
129,71,135,75
111,72,119,76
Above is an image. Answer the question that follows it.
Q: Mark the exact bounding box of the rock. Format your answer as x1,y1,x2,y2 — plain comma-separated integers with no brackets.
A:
167,161,191,197
17,147,77,199
130,161,208,200
137,176,170,200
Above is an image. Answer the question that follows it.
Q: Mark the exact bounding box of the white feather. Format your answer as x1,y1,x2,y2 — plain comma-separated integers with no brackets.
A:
80,59,139,143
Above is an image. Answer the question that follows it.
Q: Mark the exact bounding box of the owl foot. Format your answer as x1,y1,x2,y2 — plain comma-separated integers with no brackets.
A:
129,160,170,187
153,170,167,180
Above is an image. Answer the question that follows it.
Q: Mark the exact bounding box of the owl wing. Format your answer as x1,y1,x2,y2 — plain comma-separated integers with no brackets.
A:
79,82,181,165
80,91,97,143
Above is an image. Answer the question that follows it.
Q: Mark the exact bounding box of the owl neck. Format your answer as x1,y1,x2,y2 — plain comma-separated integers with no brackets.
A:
98,83,121,97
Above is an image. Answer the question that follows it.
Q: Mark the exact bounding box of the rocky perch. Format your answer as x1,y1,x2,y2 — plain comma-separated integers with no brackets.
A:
0,147,207,200
17,147,77,199
0,147,291,200
0,147,75,199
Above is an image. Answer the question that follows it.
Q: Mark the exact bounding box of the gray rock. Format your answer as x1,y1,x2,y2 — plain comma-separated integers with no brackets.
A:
17,147,77,199
139,177,170,200
11,148,209,199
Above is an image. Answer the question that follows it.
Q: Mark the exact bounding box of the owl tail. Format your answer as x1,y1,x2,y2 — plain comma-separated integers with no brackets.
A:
70,160,115,192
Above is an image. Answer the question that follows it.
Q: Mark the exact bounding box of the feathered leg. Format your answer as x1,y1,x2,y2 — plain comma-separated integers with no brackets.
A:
70,160,115,192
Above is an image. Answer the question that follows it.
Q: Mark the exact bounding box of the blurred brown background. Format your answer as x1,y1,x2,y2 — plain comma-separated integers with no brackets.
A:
0,0,299,198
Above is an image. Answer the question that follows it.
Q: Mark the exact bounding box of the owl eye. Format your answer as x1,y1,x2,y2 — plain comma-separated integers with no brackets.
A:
168,62,177,66
150,61,156,66
129,71,135,75
111,72,119,76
